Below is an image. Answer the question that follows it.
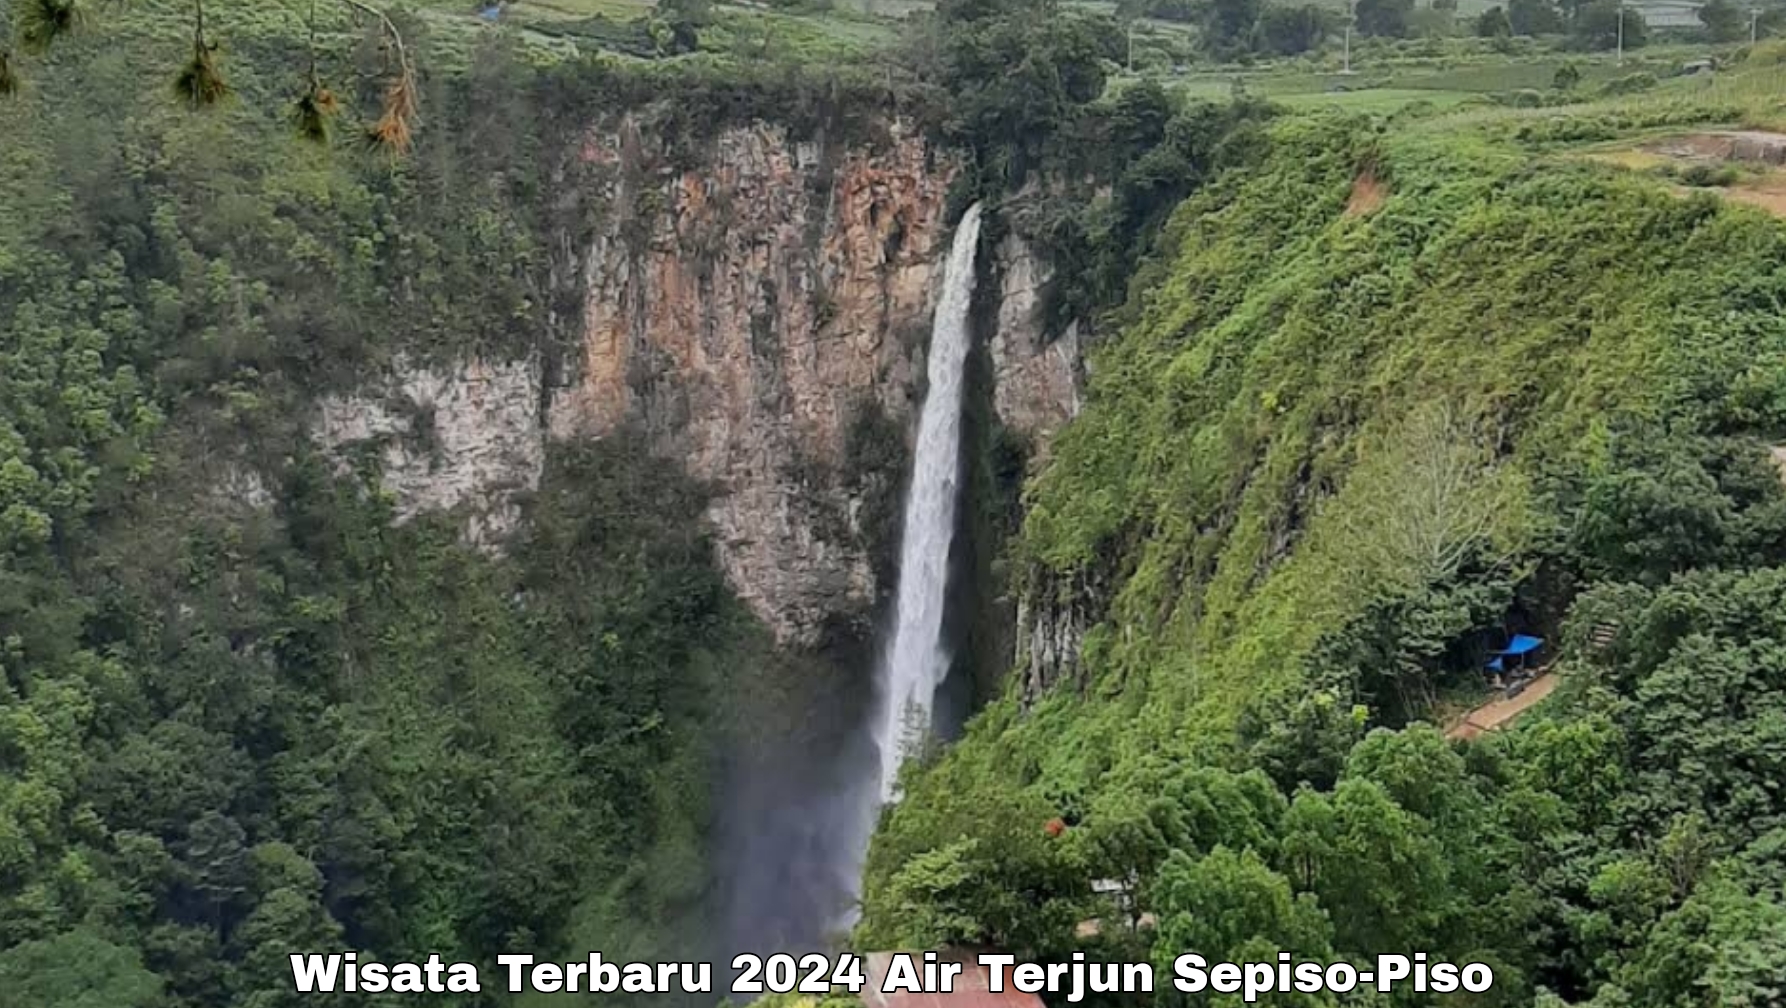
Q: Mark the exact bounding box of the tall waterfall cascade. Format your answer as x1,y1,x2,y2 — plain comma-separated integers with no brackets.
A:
870,202,984,803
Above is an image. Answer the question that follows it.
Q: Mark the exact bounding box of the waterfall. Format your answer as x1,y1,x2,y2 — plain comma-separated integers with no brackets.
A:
720,206,984,948
870,201,983,803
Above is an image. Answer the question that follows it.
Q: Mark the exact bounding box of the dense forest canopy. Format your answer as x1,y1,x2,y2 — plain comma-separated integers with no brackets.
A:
0,9,871,1004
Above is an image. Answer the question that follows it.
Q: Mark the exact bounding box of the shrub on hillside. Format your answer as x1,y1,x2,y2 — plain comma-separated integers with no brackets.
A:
1597,71,1659,96
1512,104,1743,144
1679,163,1741,187
1747,38,1786,64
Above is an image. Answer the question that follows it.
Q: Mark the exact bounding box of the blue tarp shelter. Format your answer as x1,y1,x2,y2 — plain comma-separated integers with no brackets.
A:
1501,634,1543,656
1486,635,1544,678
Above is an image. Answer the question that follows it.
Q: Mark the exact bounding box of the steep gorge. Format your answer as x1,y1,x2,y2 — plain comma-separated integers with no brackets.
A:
0,19,1126,989
302,105,1086,952
315,117,1080,653
15,2,1786,999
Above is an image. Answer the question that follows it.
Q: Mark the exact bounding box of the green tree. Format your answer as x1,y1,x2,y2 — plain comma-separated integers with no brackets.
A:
1354,0,1415,35
1573,0,1645,48
1106,79,1176,161
859,774,1087,956
656,0,713,51
1238,690,1368,793
1508,714,1629,833
1409,2,1457,35
1570,431,1766,585
1507,0,1564,32
1255,4,1334,54
0,929,163,1008
1281,780,1453,952
228,844,347,1008
930,0,1117,185
1205,0,1265,56
1698,0,1746,41
1476,5,1513,35
872,841,993,948
1616,883,1786,1007
1344,726,1473,826
1150,847,1333,1007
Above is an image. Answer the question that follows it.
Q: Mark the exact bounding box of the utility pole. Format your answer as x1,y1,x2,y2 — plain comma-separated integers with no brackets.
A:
1127,19,1136,73
1343,0,1355,73
1753,7,1761,43
1616,0,1624,65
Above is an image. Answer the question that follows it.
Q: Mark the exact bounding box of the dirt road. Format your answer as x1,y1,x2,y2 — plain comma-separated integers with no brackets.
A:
1445,672,1560,741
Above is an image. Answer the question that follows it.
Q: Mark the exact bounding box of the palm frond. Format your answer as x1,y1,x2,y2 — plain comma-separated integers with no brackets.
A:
292,83,340,143
172,40,229,108
365,70,416,153
14,0,85,54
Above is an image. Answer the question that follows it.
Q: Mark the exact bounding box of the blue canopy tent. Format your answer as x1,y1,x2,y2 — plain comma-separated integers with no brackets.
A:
1485,634,1544,682
1501,634,1543,657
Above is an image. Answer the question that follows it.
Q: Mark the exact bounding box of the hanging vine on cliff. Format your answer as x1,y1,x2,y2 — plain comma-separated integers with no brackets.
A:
0,0,417,150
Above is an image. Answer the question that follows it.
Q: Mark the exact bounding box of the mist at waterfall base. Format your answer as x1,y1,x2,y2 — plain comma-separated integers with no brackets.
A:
713,204,985,961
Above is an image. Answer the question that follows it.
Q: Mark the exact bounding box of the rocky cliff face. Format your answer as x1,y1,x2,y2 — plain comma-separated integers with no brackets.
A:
546,120,949,646
313,117,1082,648
1013,567,1103,705
989,232,1081,452
315,358,544,546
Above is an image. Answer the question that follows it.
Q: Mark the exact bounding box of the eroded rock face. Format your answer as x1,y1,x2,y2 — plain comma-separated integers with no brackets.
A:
1014,565,1107,705
991,232,1082,455
307,119,1083,649
547,120,953,645
314,358,544,547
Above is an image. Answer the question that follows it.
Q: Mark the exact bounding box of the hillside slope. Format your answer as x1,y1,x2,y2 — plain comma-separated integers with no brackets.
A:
0,16,968,1000
862,115,1786,1005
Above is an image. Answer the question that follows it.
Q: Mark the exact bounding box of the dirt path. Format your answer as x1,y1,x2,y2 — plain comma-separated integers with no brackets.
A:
1445,671,1560,741
1718,181,1786,219
1579,131,1786,221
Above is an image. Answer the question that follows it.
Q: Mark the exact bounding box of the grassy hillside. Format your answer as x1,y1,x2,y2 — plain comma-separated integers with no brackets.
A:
863,98,1786,1005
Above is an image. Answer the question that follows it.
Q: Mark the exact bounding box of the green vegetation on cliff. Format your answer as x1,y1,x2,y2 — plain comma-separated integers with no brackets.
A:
10,0,1786,1003
0,14,871,1005
864,113,1786,1005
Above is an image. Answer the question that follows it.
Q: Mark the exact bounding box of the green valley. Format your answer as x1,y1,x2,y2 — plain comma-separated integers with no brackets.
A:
3,0,1786,1004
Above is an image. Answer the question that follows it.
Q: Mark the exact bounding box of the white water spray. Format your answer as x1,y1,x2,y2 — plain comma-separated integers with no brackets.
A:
870,202,983,803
